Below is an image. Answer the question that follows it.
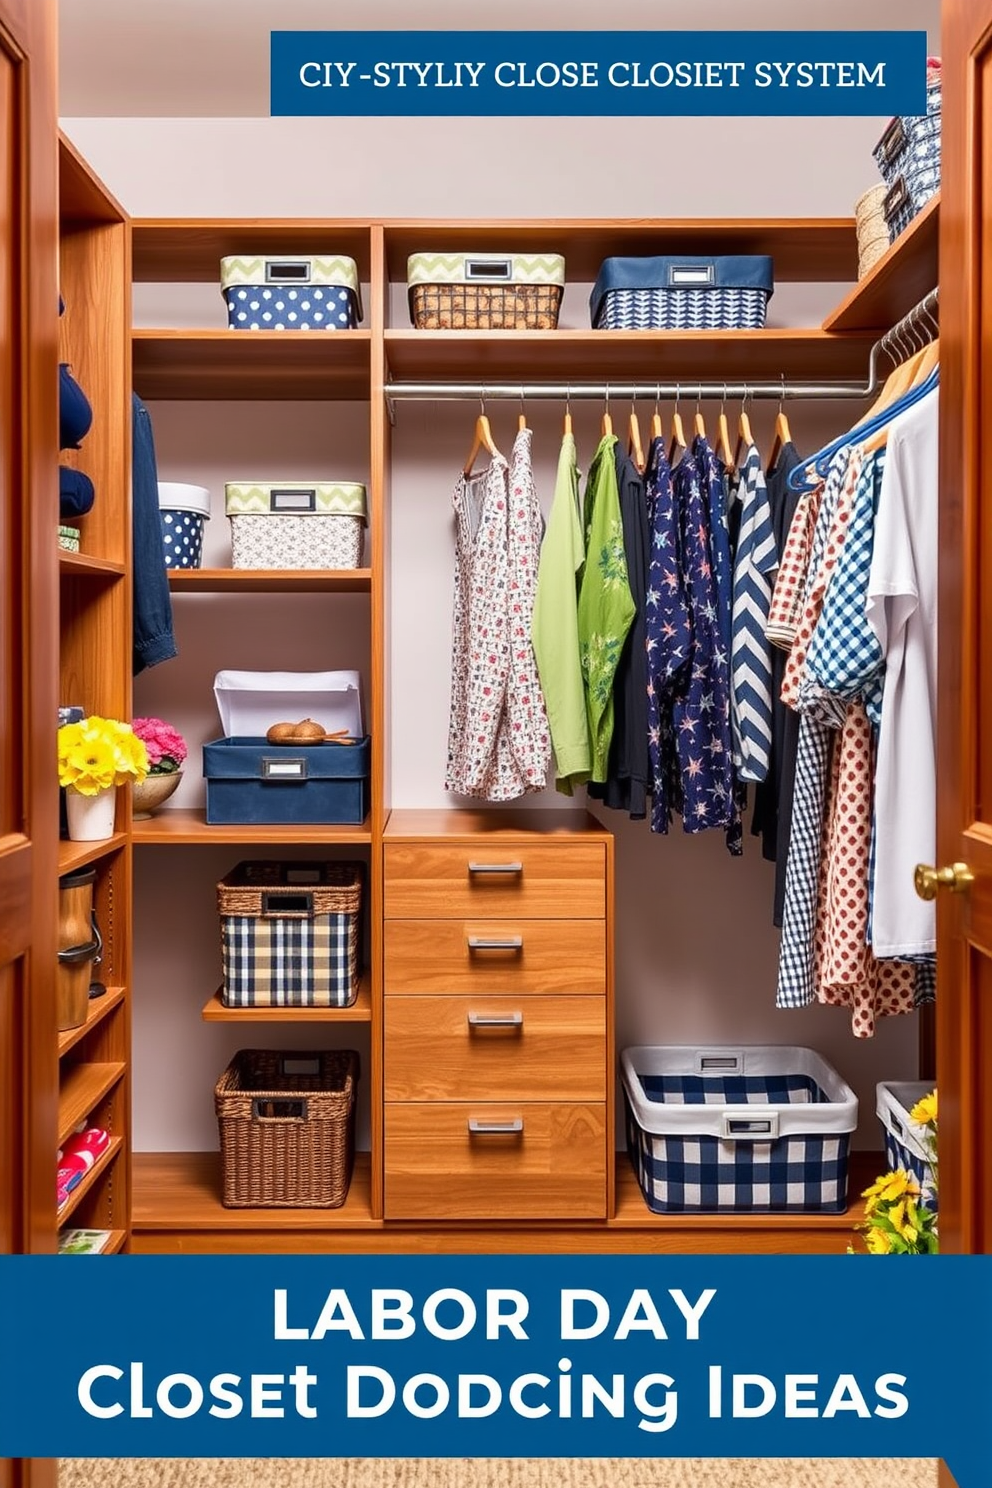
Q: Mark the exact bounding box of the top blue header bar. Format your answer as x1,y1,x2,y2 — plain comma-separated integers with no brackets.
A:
270,31,928,117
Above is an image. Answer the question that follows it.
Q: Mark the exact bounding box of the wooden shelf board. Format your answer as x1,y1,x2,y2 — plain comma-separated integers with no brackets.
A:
58,986,126,1057
384,329,875,383
384,807,611,839
169,568,372,594
58,834,127,875
132,1151,378,1230
132,808,372,845
58,1062,126,1147
103,1230,128,1254
823,195,939,332
202,981,371,1022
383,219,858,284
59,132,127,225
131,220,373,281
58,552,126,579
132,329,372,401
57,1135,124,1225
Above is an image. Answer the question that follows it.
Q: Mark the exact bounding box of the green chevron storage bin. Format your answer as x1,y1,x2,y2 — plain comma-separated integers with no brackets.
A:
407,251,565,329
590,255,774,330
220,255,362,330
225,482,367,570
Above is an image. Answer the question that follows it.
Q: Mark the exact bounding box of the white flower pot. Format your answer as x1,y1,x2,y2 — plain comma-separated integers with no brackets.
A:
65,786,117,842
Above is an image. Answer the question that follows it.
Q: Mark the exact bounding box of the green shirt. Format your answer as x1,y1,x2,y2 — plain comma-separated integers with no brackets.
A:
577,434,635,784
532,433,591,792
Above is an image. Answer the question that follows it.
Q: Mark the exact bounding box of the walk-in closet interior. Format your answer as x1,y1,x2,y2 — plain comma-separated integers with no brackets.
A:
6,0,992,1263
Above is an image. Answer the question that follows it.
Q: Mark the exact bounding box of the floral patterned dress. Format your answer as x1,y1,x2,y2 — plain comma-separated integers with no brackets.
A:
445,429,551,801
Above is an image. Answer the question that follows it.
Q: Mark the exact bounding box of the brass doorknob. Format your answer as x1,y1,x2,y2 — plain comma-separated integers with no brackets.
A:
914,861,975,901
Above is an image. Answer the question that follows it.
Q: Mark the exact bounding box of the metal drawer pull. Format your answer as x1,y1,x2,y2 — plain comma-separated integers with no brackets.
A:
468,861,523,875
468,936,523,951
467,1012,524,1028
468,1118,524,1135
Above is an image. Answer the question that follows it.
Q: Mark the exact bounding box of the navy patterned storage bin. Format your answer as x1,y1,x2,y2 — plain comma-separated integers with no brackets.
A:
876,1081,937,1210
622,1046,857,1214
591,256,774,331
874,67,941,241
218,860,363,1009
220,255,362,330
158,483,210,569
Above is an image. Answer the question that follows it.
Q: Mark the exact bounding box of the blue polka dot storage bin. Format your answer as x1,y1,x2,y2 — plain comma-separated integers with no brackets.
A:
158,483,211,569
220,255,362,331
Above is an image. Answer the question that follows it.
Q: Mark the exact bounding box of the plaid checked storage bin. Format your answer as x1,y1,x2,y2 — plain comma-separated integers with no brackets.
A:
876,1081,937,1210
590,255,774,331
407,252,565,329
218,860,363,1008
220,255,362,330
215,1048,359,1208
225,481,366,571
622,1046,858,1214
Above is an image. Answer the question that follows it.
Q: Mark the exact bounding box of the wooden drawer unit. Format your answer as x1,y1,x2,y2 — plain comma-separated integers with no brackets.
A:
385,919,606,994
385,994,606,1102
384,1102,607,1220
384,841,605,919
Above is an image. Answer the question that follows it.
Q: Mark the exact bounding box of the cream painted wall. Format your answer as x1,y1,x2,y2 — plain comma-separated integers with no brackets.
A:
62,3,940,1151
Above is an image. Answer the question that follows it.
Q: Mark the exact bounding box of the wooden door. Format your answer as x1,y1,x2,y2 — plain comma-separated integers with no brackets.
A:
0,0,59,1262
937,0,992,1254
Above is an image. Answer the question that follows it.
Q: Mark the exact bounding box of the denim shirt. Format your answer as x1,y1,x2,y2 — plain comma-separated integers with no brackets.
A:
132,393,177,674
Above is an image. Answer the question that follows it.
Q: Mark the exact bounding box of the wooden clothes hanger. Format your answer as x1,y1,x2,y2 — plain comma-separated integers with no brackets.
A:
517,389,527,433
563,386,573,438
651,386,664,443
463,397,501,476
602,383,613,438
713,386,735,468
628,398,645,473
669,385,687,464
766,378,792,474
733,389,755,470
693,389,706,441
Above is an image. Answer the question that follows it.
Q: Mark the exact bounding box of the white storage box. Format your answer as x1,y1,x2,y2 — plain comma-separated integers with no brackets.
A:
622,1045,858,1214
204,671,369,827
876,1081,937,1208
224,481,366,571
158,483,211,569
220,255,362,330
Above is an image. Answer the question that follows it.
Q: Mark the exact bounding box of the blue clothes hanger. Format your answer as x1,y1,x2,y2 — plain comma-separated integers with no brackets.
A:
787,366,939,493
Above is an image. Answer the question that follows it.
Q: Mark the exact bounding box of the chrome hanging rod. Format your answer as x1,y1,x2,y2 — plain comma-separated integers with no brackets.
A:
382,286,939,418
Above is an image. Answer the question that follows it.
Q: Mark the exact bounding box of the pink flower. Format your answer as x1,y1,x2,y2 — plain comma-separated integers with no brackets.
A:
131,716,187,773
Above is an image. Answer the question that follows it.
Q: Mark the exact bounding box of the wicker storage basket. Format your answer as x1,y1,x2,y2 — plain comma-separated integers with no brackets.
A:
225,481,366,571
855,185,890,279
407,252,564,330
215,1048,359,1208
218,860,363,1008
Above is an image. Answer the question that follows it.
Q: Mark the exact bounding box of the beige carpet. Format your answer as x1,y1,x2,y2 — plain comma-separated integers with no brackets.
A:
60,1458,938,1488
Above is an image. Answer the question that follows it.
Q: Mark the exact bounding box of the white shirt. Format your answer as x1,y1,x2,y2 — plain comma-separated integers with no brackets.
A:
865,387,939,958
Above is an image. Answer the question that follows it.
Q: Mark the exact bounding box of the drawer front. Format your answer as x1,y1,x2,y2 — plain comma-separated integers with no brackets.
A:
384,842,605,919
385,920,606,994
384,1103,607,1220
384,995,606,1102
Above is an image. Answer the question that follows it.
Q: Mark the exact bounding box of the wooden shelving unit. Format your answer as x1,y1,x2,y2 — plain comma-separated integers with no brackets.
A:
57,986,126,1057
201,981,371,1022
132,808,372,844
115,211,933,1256
57,1062,126,1147
168,568,372,594
823,195,940,332
57,133,133,1254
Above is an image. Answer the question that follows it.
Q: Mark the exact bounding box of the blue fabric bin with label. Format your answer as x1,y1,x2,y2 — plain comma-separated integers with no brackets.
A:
591,255,774,330
203,734,370,826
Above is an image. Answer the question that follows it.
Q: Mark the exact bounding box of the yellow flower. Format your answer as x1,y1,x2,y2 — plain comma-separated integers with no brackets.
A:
910,1091,938,1127
865,1226,893,1254
862,1169,919,1207
57,715,149,792
61,739,117,794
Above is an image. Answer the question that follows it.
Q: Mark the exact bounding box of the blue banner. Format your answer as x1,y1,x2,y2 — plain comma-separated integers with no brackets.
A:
270,31,927,117
0,1253,986,1482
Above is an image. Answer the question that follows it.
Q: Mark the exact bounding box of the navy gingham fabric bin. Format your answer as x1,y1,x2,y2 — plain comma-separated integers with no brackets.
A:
622,1047,857,1215
876,1081,937,1210
218,860,363,1008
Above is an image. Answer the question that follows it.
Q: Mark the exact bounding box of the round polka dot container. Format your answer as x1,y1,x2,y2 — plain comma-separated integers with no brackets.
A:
157,482,211,569
219,255,362,331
